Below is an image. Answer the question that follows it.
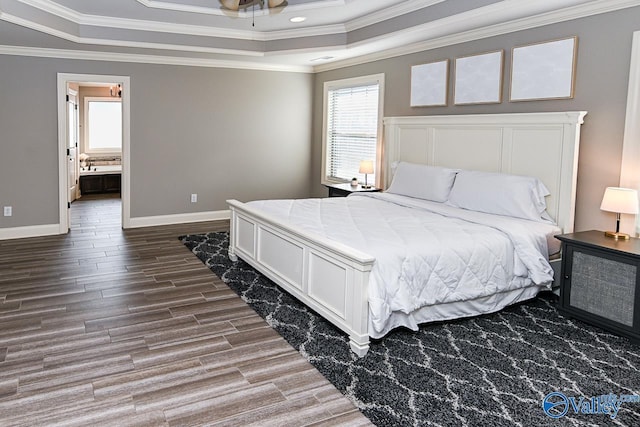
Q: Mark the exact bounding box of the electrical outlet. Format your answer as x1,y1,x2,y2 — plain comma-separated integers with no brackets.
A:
3,206,12,217
191,194,198,203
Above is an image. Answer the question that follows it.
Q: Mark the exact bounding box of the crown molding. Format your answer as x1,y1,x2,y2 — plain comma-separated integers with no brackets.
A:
16,0,78,21
84,17,347,42
258,23,348,40
0,10,271,56
14,0,348,42
314,0,640,72
83,13,265,41
12,0,445,43
0,44,313,73
344,0,444,32
3,0,639,72
19,0,268,20
16,0,252,38
1,6,349,56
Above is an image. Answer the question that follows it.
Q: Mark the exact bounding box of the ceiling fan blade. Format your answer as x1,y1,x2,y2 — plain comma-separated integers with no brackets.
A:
268,0,287,14
220,0,241,10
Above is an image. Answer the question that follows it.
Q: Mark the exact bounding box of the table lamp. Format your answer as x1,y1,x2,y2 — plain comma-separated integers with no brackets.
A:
600,187,639,240
359,160,374,189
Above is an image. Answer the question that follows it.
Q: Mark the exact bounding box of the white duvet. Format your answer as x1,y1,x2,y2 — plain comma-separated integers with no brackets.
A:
247,192,560,338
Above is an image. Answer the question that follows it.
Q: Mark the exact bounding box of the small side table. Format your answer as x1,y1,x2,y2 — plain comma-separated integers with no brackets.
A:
555,230,640,342
324,182,381,198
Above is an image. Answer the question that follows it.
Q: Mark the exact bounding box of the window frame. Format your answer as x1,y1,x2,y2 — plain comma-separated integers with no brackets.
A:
83,96,123,155
321,73,385,187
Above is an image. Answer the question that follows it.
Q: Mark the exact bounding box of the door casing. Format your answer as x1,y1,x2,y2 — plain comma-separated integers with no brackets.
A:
67,88,79,204
56,73,131,232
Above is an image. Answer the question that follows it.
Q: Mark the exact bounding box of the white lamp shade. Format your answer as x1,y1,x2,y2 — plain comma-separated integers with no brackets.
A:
600,187,639,214
359,160,374,174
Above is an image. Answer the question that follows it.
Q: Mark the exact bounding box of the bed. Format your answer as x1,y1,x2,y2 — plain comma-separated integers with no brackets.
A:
227,112,587,356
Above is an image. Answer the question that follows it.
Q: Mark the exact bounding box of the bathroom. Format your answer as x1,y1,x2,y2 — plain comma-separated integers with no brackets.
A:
70,82,122,200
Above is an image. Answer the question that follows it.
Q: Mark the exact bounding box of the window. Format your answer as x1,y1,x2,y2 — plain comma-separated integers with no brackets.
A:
85,97,122,153
322,74,384,185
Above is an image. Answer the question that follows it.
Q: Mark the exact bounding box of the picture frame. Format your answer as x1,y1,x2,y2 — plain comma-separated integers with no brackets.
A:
410,59,448,107
510,36,578,102
454,50,503,105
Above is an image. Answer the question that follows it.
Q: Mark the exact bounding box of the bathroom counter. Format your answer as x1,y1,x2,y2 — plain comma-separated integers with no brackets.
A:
80,165,122,176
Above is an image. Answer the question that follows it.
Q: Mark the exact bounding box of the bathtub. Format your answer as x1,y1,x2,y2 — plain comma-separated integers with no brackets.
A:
79,165,122,176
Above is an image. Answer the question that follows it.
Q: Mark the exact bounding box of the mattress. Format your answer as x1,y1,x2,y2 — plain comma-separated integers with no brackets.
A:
547,229,562,257
247,192,561,338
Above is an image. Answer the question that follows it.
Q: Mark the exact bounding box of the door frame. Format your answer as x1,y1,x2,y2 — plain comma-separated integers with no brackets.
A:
56,73,131,232
66,88,79,203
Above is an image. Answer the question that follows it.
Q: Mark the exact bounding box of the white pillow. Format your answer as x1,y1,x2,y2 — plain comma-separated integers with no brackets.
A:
387,162,458,202
446,170,552,222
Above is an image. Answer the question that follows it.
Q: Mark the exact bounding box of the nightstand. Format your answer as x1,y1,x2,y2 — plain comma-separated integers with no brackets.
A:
323,182,381,198
555,230,640,342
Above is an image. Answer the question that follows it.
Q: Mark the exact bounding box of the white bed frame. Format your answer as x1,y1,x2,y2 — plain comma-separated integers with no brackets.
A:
227,111,587,356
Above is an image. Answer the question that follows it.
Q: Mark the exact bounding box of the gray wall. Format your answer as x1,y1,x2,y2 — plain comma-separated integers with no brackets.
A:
0,57,313,228
313,7,640,232
2,6,638,232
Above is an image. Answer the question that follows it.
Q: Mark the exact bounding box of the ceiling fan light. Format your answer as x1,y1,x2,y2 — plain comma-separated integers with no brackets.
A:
268,0,287,8
220,0,241,10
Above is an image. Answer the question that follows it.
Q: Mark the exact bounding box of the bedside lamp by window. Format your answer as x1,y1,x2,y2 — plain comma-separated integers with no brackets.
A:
600,187,639,240
359,160,374,189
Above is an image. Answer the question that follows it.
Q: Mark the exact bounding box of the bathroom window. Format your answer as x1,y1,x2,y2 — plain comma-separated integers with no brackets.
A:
85,97,122,153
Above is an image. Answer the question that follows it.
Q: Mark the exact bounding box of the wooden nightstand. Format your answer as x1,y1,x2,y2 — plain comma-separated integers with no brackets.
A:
323,183,381,198
555,230,640,342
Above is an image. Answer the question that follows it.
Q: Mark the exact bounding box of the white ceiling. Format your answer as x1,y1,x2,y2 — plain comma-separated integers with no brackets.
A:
0,0,636,72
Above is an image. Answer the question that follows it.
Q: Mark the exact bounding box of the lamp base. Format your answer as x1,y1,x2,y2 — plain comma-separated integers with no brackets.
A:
361,185,372,189
604,230,631,240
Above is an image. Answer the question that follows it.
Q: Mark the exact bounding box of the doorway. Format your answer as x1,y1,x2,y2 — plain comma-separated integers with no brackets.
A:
56,73,131,233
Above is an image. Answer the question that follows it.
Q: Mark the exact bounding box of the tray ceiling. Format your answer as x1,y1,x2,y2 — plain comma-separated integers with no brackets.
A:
0,0,635,72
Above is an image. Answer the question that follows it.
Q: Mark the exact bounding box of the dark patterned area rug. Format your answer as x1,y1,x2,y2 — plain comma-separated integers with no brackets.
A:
181,232,640,427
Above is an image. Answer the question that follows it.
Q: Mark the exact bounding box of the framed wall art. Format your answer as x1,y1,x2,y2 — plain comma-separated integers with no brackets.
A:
454,50,503,105
410,59,448,107
510,36,578,101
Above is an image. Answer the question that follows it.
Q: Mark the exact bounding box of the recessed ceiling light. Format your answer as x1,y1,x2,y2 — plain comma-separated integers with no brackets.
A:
290,16,306,23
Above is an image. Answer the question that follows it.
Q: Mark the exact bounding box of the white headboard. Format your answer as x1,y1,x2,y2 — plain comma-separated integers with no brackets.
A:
383,112,587,233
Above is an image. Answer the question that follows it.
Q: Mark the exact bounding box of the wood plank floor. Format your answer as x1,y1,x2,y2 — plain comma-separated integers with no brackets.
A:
0,194,371,426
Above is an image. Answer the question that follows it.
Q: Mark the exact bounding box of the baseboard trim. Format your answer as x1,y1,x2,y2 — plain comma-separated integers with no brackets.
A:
0,224,62,240
127,210,230,228
0,211,230,238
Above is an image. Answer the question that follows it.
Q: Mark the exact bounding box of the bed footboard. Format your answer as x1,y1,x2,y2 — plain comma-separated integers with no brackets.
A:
227,199,375,357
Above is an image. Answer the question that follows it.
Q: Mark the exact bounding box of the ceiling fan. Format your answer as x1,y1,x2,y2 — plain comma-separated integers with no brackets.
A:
219,0,288,11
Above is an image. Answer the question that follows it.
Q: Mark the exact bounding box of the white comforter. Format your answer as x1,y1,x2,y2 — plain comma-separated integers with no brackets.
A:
247,193,560,338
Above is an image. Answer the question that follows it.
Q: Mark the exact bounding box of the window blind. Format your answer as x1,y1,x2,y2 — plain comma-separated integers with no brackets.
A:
326,82,379,183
